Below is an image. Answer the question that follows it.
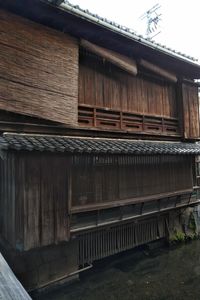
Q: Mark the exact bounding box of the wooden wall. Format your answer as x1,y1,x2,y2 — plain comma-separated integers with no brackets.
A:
0,9,79,126
0,152,69,251
79,54,177,118
0,153,16,248
72,154,193,208
182,82,200,139
0,151,195,251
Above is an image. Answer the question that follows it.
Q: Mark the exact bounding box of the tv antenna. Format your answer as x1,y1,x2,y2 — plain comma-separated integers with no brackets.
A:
140,3,162,39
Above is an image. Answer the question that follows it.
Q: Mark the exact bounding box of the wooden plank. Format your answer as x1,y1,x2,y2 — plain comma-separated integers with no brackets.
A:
189,85,200,138
18,153,70,250
23,154,40,250
0,253,31,300
15,153,25,250
0,9,78,125
139,59,177,83
0,153,17,248
182,82,199,139
79,54,177,123
71,155,193,211
71,189,194,213
54,155,70,242
81,39,137,75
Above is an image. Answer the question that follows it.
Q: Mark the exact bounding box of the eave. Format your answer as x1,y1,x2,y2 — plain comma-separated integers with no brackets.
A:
1,0,200,78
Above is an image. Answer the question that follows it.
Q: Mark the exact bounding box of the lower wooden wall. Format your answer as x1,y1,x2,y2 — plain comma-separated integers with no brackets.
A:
0,152,70,250
0,238,78,291
0,151,195,251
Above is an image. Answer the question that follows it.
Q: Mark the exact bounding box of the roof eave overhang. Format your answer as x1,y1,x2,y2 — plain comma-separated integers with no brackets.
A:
1,0,200,79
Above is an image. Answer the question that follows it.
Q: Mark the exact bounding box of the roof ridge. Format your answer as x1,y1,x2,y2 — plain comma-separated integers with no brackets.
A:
61,0,198,63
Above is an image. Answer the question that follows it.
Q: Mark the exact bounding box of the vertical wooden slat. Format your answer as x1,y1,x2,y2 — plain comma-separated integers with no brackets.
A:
182,82,199,139
79,51,177,122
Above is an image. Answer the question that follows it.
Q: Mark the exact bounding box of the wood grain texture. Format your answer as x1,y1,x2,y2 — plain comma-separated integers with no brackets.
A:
0,151,194,251
81,39,137,75
0,153,16,248
182,82,200,139
79,53,177,118
0,253,31,300
21,153,69,250
0,152,70,251
139,59,177,83
0,9,79,125
71,155,193,208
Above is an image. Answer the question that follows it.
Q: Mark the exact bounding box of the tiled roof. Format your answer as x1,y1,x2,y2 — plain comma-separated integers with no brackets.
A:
57,0,198,63
0,133,200,155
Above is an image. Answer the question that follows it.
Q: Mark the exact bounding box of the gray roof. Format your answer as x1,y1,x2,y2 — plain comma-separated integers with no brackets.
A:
1,133,200,155
56,0,198,64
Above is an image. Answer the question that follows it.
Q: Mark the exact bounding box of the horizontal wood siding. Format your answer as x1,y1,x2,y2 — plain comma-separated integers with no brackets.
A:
0,9,78,125
79,53,177,118
182,83,200,139
71,155,193,208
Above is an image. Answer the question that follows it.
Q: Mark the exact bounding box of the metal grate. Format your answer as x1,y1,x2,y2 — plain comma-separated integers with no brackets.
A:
78,216,167,266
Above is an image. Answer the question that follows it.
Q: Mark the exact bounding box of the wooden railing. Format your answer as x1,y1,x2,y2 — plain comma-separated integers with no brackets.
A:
78,104,180,136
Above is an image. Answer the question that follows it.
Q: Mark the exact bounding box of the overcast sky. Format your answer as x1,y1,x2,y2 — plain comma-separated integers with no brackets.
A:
69,0,200,62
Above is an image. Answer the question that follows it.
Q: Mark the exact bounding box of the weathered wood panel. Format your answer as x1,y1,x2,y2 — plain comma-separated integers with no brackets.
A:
81,39,137,75
139,59,177,82
0,153,16,248
0,253,31,300
0,152,194,251
71,155,193,208
79,53,177,118
182,83,200,139
0,9,79,125
21,153,69,250
0,152,70,251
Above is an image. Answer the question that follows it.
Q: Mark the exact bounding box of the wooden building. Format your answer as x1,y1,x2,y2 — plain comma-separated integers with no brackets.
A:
0,0,200,291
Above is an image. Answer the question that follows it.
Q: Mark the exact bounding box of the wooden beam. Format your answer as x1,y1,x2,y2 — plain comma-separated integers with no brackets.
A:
80,39,137,75
70,189,193,214
139,59,177,83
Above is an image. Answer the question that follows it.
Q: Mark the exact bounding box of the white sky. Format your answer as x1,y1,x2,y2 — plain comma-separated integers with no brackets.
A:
69,0,200,61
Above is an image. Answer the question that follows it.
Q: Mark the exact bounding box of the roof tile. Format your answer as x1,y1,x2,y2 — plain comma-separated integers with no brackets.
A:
0,133,200,155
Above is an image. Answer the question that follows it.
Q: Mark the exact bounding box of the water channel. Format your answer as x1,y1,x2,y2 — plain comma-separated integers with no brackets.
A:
35,240,200,300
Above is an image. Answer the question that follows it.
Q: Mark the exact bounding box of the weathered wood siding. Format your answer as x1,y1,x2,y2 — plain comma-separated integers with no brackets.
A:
0,253,31,300
72,155,193,209
0,152,194,251
0,9,79,125
0,153,16,248
182,82,200,139
79,53,177,118
0,152,69,251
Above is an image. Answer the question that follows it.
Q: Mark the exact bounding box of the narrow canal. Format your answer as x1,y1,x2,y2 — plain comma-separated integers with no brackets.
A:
35,240,200,300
